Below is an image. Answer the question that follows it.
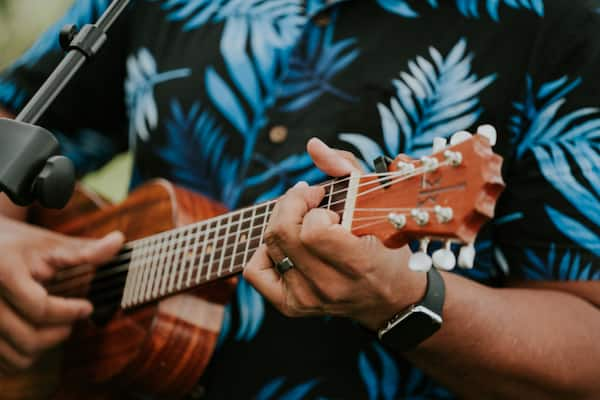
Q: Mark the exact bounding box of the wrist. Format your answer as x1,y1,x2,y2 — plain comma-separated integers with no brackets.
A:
361,269,428,332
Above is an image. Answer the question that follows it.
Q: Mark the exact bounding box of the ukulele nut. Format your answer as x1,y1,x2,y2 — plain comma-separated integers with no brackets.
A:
434,205,453,223
387,212,407,229
411,208,430,226
444,150,463,166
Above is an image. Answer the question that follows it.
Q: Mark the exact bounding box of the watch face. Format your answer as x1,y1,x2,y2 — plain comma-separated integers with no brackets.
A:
381,306,442,352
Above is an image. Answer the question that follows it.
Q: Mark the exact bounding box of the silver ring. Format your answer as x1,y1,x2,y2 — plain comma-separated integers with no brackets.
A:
275,257,295,274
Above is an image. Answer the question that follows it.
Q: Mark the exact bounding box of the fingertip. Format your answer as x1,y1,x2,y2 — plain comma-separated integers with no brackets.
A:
105,230,126,245
306,137,326,152
77,300,94,318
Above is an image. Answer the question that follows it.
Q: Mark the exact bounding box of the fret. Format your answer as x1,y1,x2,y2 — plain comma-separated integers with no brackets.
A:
228,210,246,273
122,244,142,306
326,180,334,210
131,240,151,305
178,225,196,290
195,219,214,284
216,214,233,278
242,206,258,266
153,231,173,297
145,234,164,301
159,231,178,296
204,217,222,282
139,234,159,301
259,202,274,245
171,225,190,291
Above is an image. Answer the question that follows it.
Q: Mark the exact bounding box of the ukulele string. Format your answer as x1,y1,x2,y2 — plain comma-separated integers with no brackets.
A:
47,170,398,288
48,166,438,304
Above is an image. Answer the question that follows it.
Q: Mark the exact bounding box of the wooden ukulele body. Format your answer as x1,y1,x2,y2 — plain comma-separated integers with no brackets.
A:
1,180,236,399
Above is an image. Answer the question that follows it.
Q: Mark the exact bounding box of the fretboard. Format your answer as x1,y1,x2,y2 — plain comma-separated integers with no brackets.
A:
121,178,351,308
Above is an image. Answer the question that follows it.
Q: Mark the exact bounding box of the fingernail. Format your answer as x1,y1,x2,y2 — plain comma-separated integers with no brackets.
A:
293,181,309,189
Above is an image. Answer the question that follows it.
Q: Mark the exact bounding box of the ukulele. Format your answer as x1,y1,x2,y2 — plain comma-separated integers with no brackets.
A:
1,131,504,400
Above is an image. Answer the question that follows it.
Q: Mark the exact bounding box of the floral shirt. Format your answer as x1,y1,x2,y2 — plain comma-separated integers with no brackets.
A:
1,0,599,398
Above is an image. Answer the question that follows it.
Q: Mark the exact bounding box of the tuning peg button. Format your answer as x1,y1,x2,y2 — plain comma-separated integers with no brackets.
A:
450,130,472,145
432,137,447,153
432,241,456,270
458,244,476,269
477,124,497,146
409,251,433,272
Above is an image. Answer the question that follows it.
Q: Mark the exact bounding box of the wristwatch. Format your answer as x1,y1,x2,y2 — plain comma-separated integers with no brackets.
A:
377,267,445,352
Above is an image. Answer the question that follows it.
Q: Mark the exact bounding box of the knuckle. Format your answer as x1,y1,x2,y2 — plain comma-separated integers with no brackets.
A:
17,332,39,356
299,226,323,248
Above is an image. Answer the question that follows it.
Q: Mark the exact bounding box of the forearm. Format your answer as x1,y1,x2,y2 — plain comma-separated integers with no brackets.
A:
0,106,29,220
404,272,600,399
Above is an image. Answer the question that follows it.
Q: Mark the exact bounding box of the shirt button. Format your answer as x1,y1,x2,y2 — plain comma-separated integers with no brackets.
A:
269,125,288,144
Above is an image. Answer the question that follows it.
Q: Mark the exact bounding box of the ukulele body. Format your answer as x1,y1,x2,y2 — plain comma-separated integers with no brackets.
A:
1,179,236,400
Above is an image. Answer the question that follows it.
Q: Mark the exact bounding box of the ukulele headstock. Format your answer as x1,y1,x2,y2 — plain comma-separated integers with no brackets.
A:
349,126,505,271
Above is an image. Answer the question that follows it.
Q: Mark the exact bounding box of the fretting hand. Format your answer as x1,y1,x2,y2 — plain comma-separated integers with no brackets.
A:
0,217,123,375
244,138,426,331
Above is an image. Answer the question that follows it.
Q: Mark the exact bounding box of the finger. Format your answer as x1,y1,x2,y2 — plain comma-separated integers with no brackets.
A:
45,231,125,269
0,272,92,326
244,245,323,317
307,137,363,176
243,245,284,308
0,301,72,356
300,208,383,275
0,338,33,373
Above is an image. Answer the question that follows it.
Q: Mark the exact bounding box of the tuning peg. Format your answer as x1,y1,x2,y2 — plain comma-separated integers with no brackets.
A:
450,130,472,145
434,205,453,223
408,239,432,272
432,241,456,270
420,156,439,171
387,212,407,229
432,137,447,153
458,243,476,269
411,208,430,226
477,124,497,146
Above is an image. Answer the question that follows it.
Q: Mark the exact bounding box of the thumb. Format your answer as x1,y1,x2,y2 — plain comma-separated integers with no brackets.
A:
45,231,125,269
307,137,363,177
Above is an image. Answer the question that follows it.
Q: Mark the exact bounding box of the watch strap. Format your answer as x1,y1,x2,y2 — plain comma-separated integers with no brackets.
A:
419,267,445,316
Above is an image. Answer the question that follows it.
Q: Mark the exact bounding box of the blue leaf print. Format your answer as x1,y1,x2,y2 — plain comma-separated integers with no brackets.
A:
255,377,320,400
340,38,495,159
8,0,110,70
278,13,360,112
155,99,239,201
510,75,600,159
524,243,599,280
152,0,306,48
358,352,379,400
205,66,250,136
125,48,191,144
0,79,27,111
256,377,287,400
358,342,400,400
378,0,543,21
235,276,265,341
54,129,120,175
531,141,600,256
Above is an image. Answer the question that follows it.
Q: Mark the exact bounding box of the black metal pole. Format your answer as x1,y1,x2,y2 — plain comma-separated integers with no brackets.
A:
16,0,131,125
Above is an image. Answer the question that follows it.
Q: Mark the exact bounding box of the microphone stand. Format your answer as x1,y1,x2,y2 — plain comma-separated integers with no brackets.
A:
0,0,130,208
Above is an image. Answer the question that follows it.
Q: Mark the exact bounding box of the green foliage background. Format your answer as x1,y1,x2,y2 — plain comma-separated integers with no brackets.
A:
0,0,132,202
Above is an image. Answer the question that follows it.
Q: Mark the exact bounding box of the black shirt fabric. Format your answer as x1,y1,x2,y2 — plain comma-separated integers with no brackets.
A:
1,0,599,398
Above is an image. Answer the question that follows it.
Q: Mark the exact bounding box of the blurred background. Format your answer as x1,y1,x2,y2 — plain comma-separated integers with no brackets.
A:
0,0,131,202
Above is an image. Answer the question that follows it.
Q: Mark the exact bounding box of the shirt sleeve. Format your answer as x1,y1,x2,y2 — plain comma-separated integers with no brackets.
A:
0,0,131,175
496,0,600,281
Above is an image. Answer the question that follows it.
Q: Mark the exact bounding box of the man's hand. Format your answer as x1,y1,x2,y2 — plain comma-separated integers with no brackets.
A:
0,217,123,375
244,138,426,330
